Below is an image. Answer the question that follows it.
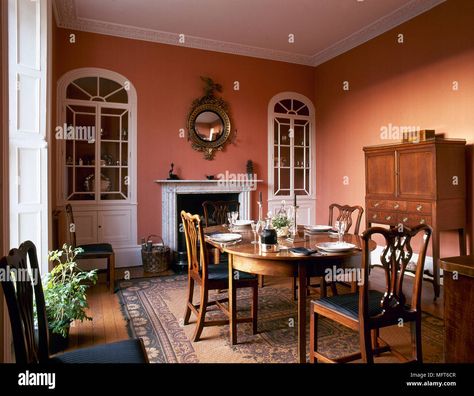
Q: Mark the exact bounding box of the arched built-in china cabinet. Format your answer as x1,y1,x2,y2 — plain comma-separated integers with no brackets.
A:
267,92,316,225
56,68,139,267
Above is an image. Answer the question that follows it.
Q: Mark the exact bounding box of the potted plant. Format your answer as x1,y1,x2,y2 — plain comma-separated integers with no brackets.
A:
272,213,292,237
44,244,98,354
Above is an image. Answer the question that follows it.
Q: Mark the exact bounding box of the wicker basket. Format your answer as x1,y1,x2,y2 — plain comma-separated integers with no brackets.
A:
141,235,170,273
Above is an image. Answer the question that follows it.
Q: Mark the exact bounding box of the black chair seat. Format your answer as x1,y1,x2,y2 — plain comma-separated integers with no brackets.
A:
77,243,113,256
203,263,256,281
313,290,384,320
50,339,147,364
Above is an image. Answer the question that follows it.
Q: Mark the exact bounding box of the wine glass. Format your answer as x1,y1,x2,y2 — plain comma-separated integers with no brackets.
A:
335,220,347,244
250,221,258,244
227,212,233,231
255,220,265,244
231,211,239,227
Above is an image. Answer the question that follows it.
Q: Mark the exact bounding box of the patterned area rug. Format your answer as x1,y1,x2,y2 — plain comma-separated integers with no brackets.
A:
118,275,444,363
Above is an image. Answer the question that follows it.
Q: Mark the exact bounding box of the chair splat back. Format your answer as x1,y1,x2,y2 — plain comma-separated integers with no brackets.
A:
181,211,209,279
202,200,240,227
328,204,364,235
0,241,49,363
361,224,432,320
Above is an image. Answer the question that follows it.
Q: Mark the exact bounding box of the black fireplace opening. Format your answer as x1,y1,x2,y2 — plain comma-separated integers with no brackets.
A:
174,193,240,272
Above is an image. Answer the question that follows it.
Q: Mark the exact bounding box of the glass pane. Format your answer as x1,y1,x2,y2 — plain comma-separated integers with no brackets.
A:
75,168,96,201
295,147,305,168
278,146,290,168
98,168,118,200
73,77,98,97
66,83,91,100
274,103,286,114
276,119,291,145
294,169,305,190
99,78,123,98
121,111,129,141
101,141,120,166
121,168,129,199
121,143,129,166
280,99,292,111
106,88,128,103
101,114,121,140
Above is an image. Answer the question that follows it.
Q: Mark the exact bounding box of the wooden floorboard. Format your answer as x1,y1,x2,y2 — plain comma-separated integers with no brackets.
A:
66,265,443,352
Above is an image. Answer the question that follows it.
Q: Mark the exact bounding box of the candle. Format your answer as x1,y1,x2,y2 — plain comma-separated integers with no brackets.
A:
294,194,297,207
259,191,262,204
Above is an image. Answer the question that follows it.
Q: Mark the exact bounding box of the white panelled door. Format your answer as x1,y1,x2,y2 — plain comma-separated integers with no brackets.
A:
8,0,50,273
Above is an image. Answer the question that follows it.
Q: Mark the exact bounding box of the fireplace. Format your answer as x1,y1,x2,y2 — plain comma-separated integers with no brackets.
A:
154,180,259,268
176,192,239,255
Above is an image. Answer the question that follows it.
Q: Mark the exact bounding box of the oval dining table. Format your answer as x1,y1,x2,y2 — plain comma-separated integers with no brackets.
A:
205,226,376,363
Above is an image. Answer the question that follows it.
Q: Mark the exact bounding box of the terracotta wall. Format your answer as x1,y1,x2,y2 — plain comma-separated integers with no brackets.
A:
314,0,474,255
52,25,315,241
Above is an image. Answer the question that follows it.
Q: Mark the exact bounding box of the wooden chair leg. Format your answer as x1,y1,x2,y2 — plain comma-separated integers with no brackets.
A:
360,324,374,363
258,275,264,288
330,281,338,296
372,328,380,354
108,253,115,293
411,320,423,362
192,285,208,342
183,277,194,325
320,277,327,298
252,284,258,335
292,276,297,300
310,310,318,363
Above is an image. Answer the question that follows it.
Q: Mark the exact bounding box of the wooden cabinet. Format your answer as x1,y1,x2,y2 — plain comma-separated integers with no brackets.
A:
364,139,467,298
440,256,474,363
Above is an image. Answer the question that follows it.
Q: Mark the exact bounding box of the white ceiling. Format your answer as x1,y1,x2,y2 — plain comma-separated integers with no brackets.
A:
54,0,445,66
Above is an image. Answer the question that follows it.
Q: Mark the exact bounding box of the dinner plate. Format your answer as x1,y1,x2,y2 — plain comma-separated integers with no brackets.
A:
234,220,252,226
315,242,357,252
304,225,333,232
209,233,242,243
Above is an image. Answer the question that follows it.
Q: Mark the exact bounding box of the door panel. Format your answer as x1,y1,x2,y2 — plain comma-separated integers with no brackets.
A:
366,152,395,196
98,210,132,244
398,150,435,198
74,211,98,245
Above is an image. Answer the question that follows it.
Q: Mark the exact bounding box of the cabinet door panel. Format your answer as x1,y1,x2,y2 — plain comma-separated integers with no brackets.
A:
98,210,132,244
398,150,435,198
74,211,98,245
366,153,395,196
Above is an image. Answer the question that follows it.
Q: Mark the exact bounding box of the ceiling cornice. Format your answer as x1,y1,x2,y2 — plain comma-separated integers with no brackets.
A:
53,0,446,67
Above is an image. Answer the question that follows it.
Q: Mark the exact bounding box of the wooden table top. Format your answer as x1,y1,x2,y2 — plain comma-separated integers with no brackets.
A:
204,225,376,261
440,255,474,278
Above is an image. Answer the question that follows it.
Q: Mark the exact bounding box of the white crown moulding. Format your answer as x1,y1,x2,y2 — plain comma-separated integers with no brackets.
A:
53,0,446,67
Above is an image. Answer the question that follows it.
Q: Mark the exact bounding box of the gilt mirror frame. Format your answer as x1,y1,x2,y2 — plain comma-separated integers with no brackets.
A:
187,78,232,160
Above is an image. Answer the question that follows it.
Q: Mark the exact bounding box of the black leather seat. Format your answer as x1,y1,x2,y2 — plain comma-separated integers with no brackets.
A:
77,243,113,256
204,263,256,281
312,290,385,320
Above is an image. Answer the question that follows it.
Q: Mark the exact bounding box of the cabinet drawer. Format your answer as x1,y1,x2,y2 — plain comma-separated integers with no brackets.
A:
398,214,432,227
386,200,407,211
367,211,396,224
407,202,432,214
367,200,387,210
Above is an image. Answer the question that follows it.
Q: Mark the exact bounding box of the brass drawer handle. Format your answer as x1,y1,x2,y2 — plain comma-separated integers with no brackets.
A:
394,204,400,209
372,214,378,219
402,217,408,223
385,215,392,221
420,218,426,224
416,204,423,211
374,202,380,208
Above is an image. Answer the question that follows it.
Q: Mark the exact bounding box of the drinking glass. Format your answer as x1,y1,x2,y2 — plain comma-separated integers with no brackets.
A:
231,211,239,226
250,221,258,244
227,212,233,231
335,220,347,244
255,220,264,244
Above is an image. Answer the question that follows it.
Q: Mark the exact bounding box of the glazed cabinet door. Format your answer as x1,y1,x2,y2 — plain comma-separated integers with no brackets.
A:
397,148,435,199
365,151,396,197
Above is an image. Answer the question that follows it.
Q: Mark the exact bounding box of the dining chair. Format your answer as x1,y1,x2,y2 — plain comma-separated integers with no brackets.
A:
310,224,432,363
65,204,115,293
181,210,258,342
292,203,365,299
202,200,240,227
0,240,148,363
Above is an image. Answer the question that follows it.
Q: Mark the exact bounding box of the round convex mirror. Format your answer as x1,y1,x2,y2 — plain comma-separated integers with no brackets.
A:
195,111,224,142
